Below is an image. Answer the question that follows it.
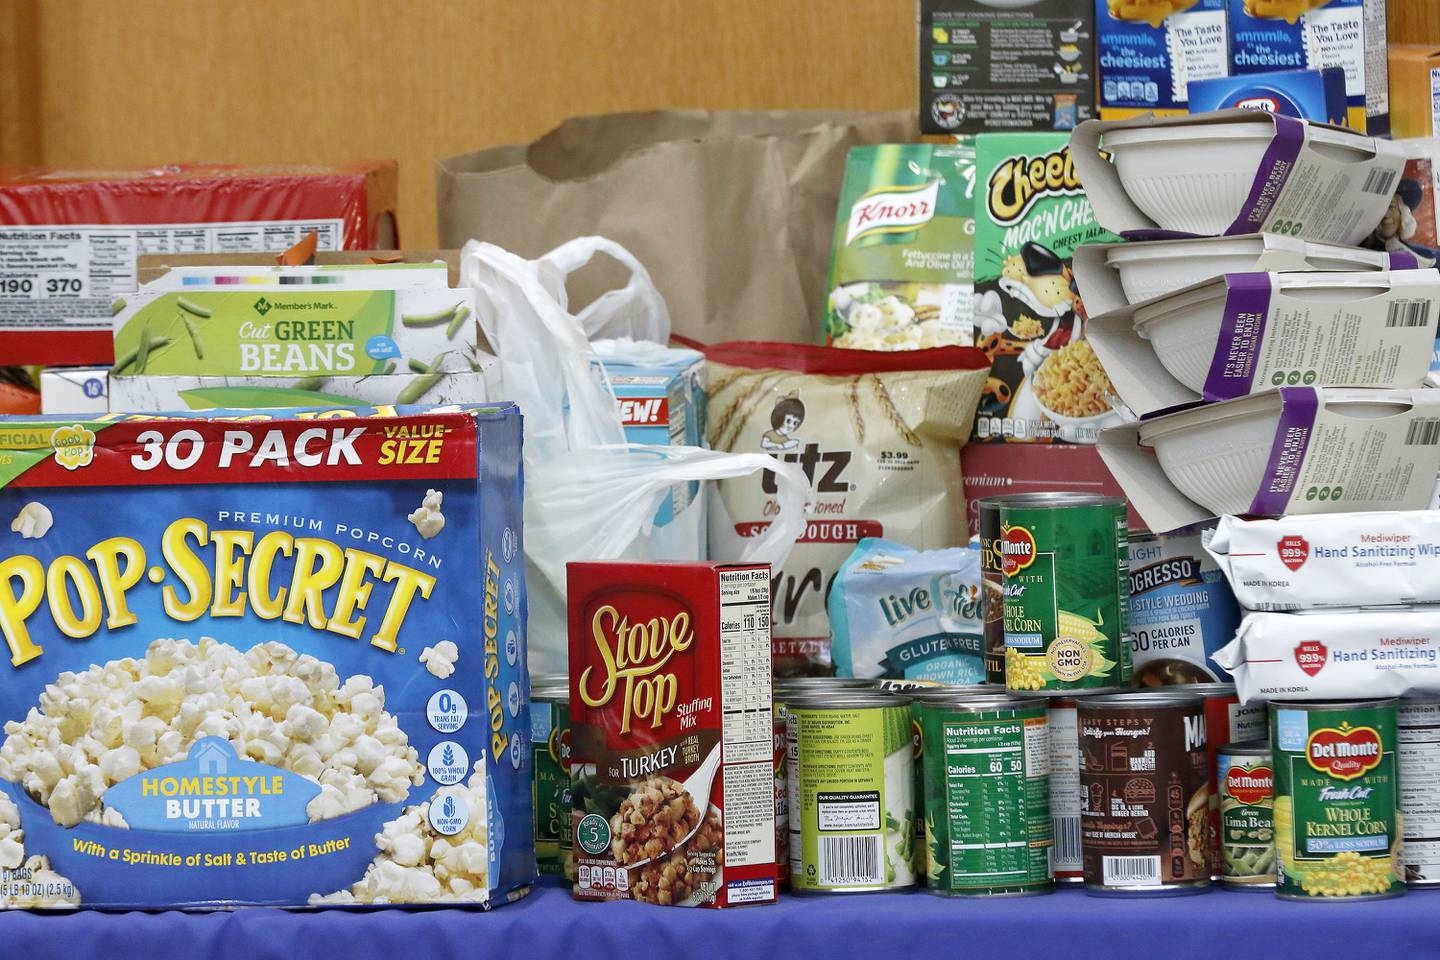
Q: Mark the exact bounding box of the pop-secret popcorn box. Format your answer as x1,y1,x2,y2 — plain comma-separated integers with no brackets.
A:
568,561,777,907
0,405,533,909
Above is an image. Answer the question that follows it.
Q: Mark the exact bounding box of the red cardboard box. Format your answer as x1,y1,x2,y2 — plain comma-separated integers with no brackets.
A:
962,441,1139,534
568,561,777,907
0,161,398,365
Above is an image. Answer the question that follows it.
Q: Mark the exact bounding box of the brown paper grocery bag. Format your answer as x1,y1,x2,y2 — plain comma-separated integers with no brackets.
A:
436,110,914,345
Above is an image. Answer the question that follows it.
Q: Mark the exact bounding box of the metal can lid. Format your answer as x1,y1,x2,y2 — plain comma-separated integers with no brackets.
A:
774,677,876,695
988,492,1127,511
1078,690,1205,709
1173,682,1238,699
908,684,1007,702
783,690,913,709
916,692,1042,713
1269,698,1400,710
1218,739,1271,755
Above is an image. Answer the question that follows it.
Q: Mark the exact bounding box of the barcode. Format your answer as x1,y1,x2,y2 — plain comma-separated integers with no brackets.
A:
1102,855,1161,886
1053,816,1082,869
817,834,883,886
1406,418,1440,446
1363,168,1399,195
1386,300,1432,328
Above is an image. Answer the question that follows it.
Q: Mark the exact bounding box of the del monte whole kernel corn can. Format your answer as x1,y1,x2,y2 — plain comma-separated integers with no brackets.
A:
1272,700,1404,900
1000,494,1132,694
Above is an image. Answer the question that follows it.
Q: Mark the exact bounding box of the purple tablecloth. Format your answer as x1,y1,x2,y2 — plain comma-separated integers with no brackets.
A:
4,877,1439,959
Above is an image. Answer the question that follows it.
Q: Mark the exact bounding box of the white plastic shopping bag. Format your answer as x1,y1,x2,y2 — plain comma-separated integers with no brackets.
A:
460,238,809,675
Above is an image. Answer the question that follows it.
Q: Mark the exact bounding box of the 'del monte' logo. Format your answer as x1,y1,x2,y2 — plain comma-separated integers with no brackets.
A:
548,725,571,772
254,296,272,316
986,148,1084,227
1224,765,1273,805
845,180,941,245
1000,524,1037,577
1307,722,1383,781
50,425,95,471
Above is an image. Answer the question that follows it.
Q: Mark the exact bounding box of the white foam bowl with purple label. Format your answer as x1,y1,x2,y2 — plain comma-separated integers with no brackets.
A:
1137,391,1414,516
1104,236,1394,304
1102,122,1378,236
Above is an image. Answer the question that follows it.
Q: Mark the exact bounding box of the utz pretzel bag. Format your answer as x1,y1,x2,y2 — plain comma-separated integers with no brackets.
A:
706,343,989,675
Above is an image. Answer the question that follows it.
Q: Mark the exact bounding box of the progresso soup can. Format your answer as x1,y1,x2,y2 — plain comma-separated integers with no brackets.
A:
998,494,1133,695
1399,698,1440,887
530,676,573,880
916,692,1053,896
1078,691,1211,896
1272,700,1404,900
1127,525,1241,686
786,691,917,893
1217,740,1275,889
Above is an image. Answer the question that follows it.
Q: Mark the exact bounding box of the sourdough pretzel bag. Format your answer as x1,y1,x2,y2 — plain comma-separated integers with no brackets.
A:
707,344,989,675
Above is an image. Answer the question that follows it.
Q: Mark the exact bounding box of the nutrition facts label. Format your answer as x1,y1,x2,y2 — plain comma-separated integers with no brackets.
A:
0,219,342,331
718,567,773,764
941,716,1051,890
1399,702,1440,882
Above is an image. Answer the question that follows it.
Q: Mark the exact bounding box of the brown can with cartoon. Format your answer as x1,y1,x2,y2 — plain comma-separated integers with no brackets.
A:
1078,691,1211,896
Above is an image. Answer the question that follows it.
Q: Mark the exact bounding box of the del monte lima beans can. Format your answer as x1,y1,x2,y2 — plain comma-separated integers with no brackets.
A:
918,693,1053,896
1218,741,1275,889
1000,495,1133,695
1272,700,1404,900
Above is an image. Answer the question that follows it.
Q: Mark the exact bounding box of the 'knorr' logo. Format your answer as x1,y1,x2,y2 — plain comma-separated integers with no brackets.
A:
1000,524,1037,577
986,148,1083,227
1224,765,1273,805
846,180,940,245
1307,723,1383,781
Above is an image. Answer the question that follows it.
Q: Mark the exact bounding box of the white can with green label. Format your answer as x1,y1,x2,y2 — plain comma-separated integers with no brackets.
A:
786,691,917,893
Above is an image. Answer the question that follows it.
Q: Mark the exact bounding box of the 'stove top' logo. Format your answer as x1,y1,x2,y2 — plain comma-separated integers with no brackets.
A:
1000,524,1037,577
846,180,941,245
254,296,272,316
1307,722,1383,781
579,602,694,734
51,424,96,471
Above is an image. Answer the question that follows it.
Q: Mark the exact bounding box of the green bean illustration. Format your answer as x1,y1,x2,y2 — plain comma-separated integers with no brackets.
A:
112,336,175,375
291,376,325,391
445,304,472,339
408,359,430,374
134,323,155,374
397,373,443,405
110,297,127,316
176,296,212,319
181,313,205,359
382,359,397,375
400,302,462,328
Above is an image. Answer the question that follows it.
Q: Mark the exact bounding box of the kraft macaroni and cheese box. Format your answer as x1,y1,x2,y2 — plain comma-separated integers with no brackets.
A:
0,404,534,909
592,342,706,528
1187,67,1347,123
1096,0,1230,117
1227,0,1389,134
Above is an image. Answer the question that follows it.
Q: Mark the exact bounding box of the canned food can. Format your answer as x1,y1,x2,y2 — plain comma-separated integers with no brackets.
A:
1399,698,1440,886
918,693,1053,896
1127,525,1241,687
1217,740,1275,889
1188,681,1268,877
786,691,916,893
1272,700,1404,900
530,676,573,880
1042,696,1084,883
1078,691,1211,896
998,494,1133,695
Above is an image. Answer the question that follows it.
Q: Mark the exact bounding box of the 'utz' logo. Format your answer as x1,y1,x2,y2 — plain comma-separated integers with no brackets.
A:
1224,765,1273,805
987,148,1084,226
578,603,694,733
1000,524,1037,576
845,180,941,245
762,445,852,494
1307,723,1383,781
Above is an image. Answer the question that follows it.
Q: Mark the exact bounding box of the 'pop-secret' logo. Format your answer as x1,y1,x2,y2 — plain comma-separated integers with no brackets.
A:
1000,524,1037,576
1224,765,1273,805
1278,535,1309,572
1307,723,1383,781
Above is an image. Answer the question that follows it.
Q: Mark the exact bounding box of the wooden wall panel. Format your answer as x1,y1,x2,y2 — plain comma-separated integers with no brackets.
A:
5,0,1438,246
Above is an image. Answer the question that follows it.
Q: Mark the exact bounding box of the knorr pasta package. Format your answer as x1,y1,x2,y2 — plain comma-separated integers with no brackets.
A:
825,144,976,351
0,405,533,909
971,133,1122,443
707,344,988,675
